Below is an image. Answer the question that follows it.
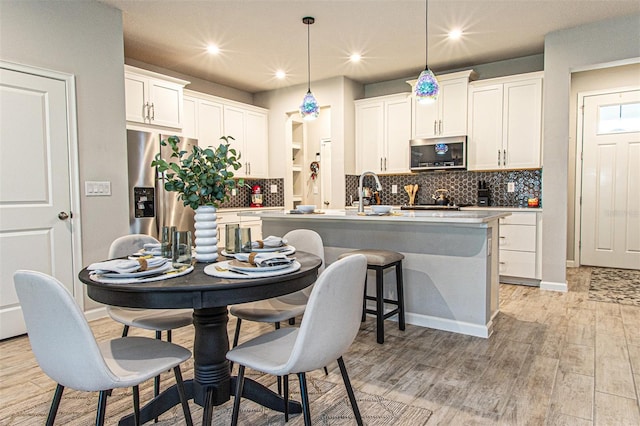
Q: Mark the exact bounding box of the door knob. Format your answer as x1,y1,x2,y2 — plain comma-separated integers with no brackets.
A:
58,212,69,220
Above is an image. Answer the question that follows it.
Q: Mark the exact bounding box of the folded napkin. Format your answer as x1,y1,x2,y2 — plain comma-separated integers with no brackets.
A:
251,235,287,249
233,252,294,268
88,257,168,274
143,242,162,255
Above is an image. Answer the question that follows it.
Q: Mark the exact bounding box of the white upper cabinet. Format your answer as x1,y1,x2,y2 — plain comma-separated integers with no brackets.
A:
181,90,268,178
223,105,269,178
468,72,543,171
355,93,411,174
124,65,189,129
409,70,476,139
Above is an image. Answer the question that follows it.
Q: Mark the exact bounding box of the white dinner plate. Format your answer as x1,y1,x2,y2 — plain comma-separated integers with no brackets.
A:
228,259,294,272
99,261,172,278
204,260,301,279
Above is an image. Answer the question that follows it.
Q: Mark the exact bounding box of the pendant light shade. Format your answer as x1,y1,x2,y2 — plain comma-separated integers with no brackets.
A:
300,16,319,121
414,0,439,104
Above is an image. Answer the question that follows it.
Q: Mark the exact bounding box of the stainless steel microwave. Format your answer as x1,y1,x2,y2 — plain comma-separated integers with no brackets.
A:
410,136,467,171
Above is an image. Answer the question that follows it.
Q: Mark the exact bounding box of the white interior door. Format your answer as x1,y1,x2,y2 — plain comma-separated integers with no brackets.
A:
580,89,640,269
0,66,75,339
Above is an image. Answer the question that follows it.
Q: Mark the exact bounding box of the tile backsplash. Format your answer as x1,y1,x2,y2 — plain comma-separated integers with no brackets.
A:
218,178,284,209
345,169,542,207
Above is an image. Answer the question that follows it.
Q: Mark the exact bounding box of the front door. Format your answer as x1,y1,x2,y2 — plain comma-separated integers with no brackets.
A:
580,89,640,269
0,65,75,339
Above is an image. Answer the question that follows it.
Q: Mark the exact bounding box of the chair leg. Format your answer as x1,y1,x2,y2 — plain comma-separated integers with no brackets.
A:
375,267,385,344
277,375,282,396
395,262,406,331
361,275,368,322
232,318,242,348
297,372,312,426
231,365,246,426
288,317,295,325
275,322,281,330
121,325,129,337
46,384,64,426
283,374,289,422
323,366,329,375
96,390,109,426
132,385,140,426
167,329,172,342
337,357,363,426
173,366,193,426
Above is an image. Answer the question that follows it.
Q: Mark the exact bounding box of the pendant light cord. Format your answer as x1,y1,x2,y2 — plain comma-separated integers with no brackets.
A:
307,20,311,91
424,0,429,71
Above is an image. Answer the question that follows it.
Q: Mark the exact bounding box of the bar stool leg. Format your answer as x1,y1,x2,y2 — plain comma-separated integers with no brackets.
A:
375,266,385,344
361,274,368,322
396,262,406,331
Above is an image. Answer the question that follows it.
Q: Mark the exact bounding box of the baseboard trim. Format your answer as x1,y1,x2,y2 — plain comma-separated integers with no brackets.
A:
404,312,492,338
566,260,577,268
85,306,108,322
540,280,568,292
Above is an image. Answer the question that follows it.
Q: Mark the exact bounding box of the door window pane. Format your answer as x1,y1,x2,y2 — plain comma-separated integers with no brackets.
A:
598,102,640,134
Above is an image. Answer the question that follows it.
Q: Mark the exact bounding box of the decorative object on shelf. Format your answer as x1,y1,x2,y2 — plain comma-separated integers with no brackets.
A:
250,184,263,207
414,0,439,104
300,16,319,121
310,161,319,180
151,135,243,262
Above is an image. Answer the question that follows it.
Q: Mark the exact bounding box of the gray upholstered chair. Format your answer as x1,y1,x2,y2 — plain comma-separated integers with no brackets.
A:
229,229,325,348
226,254,367,426
13,270,193,426
106,234,193,341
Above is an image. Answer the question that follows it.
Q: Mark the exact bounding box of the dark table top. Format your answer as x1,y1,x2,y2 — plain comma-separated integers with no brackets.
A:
79,251,322,310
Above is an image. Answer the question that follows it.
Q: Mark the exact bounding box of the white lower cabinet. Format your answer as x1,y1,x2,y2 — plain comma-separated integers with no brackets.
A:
463,208,542,285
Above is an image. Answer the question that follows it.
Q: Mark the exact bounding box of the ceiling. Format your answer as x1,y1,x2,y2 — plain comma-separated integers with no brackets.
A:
99,0,640,93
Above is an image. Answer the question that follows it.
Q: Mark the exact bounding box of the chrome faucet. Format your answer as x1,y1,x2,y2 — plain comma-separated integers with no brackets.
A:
358,170,382,213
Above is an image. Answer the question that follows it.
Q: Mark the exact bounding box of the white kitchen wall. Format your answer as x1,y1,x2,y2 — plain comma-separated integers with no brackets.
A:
0,0,128,310
542,13,640,290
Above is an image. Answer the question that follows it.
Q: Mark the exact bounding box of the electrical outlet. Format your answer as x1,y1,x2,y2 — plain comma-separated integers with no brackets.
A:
507,182,515,193
270,184,278,193
231,188,237,196
391,184,398,194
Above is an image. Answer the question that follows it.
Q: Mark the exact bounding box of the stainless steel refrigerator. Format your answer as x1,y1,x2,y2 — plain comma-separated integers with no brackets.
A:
127,129,198,239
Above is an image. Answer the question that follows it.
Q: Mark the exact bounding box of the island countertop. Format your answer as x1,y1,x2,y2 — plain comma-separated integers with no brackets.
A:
239,208,510,226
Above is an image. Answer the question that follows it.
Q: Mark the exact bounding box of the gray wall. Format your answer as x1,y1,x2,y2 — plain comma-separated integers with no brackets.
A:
542,14,640,287
0,1,128,309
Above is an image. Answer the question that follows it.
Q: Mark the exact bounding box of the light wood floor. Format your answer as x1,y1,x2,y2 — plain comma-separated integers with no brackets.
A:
1,266,639,425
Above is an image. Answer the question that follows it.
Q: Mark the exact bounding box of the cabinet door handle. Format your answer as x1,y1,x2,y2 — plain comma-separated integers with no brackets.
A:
433,120,437,135
380,158,383,171
384,157,387,171
248,162,251,175
439,120,442,135
150,102,155,121
503,149,506,166
497,149,501,166
143,102,149,121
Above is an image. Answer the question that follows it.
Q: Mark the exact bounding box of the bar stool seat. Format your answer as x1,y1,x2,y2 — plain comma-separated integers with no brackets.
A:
338,249,405,344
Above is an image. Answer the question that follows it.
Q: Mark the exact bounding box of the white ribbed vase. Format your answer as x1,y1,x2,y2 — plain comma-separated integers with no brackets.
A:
194,205,218,263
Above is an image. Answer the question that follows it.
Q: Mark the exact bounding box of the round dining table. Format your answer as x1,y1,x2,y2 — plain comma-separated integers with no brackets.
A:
79,251,322,426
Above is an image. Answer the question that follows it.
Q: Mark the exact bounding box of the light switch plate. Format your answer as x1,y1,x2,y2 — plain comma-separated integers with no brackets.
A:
85,181,111,196
391,184,398,194
507,182,515,193
231,188,237,196
270,184,278,193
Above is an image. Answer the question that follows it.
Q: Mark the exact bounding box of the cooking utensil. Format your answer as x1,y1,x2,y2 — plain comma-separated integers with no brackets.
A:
410,184,418,206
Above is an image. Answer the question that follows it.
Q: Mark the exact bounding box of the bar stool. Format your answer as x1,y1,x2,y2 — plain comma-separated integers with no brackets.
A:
338,249,405,343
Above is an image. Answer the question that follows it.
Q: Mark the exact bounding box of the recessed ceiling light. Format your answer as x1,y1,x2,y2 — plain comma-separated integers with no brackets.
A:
350,53,361,62
206,44,220,55
275,70,286,79
448,29,463,40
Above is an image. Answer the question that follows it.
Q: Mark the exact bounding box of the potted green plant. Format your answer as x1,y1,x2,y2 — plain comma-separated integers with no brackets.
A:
151,135,243,262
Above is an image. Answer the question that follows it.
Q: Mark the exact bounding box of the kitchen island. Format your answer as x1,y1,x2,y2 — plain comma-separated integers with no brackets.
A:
241,209,509,338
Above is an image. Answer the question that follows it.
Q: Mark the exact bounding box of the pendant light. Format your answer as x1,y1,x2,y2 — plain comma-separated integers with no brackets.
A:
300,16,319,121
414,0,439,104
